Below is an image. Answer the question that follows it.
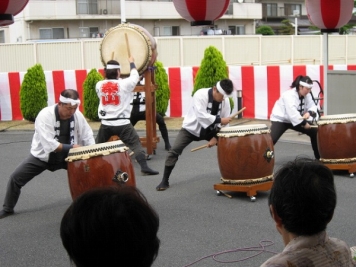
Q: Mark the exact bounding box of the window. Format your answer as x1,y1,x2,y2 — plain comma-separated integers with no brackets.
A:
79,27,100,38
39,28,65,39
263,3,278,17
225,2,233,15
77,0,98,15
162,26,180,36
228,25,245,35
236,25,245,35
0,31,4,43
284,4,301,16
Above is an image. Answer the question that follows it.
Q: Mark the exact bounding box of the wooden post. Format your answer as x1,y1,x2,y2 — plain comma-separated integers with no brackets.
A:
133,69,158,155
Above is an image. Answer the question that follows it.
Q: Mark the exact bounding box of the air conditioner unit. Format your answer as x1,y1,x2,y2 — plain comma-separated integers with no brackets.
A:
103,9,108,15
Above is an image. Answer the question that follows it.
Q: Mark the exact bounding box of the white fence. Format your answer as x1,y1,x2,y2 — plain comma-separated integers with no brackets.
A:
1,35,356,72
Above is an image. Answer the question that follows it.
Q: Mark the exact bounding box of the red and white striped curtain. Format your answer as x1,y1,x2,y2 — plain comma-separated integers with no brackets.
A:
1,65,356,121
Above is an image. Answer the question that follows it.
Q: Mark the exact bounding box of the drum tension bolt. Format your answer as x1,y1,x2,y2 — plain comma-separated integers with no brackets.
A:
112,170,129,183
264,148,274,162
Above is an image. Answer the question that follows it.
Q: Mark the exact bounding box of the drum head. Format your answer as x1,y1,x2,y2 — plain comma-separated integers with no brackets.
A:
218,124,270,137
100,23,157,76
318,113,356,125
219,124,269,132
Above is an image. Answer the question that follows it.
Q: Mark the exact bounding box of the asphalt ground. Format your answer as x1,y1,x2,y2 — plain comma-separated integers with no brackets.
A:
0,119,355,267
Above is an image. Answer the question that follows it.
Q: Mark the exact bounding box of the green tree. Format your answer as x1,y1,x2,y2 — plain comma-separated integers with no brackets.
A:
256,25,275,35
83,69,103,121
154,61,170,116
279,19,295,35
193,46,228,95
20,64,48,122
193,46,234,111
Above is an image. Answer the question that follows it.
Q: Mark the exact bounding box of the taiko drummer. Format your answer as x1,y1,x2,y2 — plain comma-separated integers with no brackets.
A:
270,75,320,160
156,79,234,191
0,89,95,219
95,58,159,176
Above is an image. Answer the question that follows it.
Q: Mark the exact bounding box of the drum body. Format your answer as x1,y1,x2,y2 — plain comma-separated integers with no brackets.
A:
66,140,136,200
317,114,356,162
100,23,157,76
217,124,274,184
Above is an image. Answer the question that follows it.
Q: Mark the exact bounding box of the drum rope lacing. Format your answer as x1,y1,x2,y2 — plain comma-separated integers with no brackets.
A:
317,116,356,125
182,240,277,266
221,174,273,185
65,143,128,162
320,157,356,164
217,126,270,138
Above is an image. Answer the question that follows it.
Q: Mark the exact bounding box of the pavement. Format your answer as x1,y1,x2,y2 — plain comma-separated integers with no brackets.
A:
2,117,354,267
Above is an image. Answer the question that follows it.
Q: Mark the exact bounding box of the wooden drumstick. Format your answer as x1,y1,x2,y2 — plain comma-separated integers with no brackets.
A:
111,52,114,60
229,107,246,119
191,144,209,152
125,33,131,57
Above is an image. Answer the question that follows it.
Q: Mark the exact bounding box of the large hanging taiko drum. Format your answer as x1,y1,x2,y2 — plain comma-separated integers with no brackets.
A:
65,140,136,200
217,124,274,185
317,114,356,163
100,23,157,76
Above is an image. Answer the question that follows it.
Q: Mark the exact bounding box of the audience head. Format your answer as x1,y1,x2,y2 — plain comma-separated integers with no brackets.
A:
268,157,336,236
60,185,160,267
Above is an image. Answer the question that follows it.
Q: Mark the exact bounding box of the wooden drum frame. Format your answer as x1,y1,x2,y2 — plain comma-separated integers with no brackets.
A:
317,114,356,176
66,140,136,200
214,124,274,201
100,23,157,76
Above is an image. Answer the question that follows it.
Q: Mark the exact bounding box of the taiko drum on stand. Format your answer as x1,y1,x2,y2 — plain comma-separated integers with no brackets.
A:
215,124,274,201
66,140,136,200
317,114,356,177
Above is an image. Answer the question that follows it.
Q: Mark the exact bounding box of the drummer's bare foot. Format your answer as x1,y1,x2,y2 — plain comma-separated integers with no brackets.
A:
156,180,169,191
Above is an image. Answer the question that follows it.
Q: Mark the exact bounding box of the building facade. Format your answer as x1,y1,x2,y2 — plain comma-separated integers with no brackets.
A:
0,0,333,43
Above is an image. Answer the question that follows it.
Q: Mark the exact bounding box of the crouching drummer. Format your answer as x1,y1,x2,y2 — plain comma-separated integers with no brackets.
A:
0,89,95,219
156,79,234,191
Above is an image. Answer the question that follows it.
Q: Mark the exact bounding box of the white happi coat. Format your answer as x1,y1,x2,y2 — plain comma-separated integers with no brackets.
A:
182,88,231,137
31,105,95,162
270,89,318,126
96,68,139,126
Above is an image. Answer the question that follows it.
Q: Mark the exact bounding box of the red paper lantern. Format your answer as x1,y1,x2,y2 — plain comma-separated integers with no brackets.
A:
306,0,354,32
0,0,29,26
173,0,230,26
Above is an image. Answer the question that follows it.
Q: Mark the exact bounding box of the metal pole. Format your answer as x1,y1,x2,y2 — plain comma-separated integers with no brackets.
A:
237,90,242,119
295,17,297,35
121,0,126,23
323,32,328,115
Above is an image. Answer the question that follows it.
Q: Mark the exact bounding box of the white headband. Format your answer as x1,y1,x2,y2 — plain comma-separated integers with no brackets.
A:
59,95,81,106
299,81,313,89
216,81,229,96
106,64,121,70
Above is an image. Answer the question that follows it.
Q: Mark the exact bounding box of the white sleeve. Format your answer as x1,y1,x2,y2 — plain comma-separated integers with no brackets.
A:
34,109,60,154
193,90,216,129
284,93,303,126
74,111,95,146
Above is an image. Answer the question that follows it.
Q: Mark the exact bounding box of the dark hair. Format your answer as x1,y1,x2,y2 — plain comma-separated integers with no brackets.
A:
61,89,79,100
291,75,313,92
60,186,160,267
105,60,120,79
268,157,336,236
218,79,234,95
